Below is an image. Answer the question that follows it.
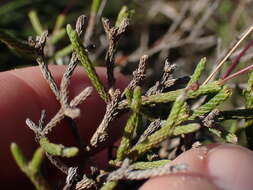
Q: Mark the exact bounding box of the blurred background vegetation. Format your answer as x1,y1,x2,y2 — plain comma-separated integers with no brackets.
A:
0,0,252,71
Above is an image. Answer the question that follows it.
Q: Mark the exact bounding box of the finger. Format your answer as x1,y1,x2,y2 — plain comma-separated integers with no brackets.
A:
0,66,128,188
140,174,219,190
140,144,253,190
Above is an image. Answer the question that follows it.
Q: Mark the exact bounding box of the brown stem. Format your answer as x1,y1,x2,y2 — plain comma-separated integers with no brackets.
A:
222,64,253,83
222,39,253,79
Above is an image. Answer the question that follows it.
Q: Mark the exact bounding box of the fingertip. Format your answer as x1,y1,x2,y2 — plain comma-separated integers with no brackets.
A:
141,144,253,190
206,144,253,190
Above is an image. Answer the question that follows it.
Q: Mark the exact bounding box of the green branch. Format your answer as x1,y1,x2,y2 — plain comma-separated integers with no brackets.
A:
39,137,79,158
53,44,72,60
116,87,142,161
67,24,109,102
130,160,170,170
128,91,187,160
115,6,134,28
10,143,51,190
100,181,118,190
91,0,102,13
187,57,207,86
28,10,44,35
190,86,232,119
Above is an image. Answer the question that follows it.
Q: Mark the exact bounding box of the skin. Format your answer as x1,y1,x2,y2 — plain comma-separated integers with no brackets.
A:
141,143,253,190
1,66,253,190
0,66,128,189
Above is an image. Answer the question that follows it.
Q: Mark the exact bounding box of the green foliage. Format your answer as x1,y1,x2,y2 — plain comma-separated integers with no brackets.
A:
66,24,109,102
128,91,187,160
10,143,28,170
208,128,237,144
144,82,223,105
190,86,232,119
115,6,134,28
100,181,118,190
28,10,44,35
10,143,51,190
244,71,253,146
39,137,79,158
53,14,66,32
91,0,102,13
187,57,207,87
116,87,142,161
173,123,201,136
130,160,170,170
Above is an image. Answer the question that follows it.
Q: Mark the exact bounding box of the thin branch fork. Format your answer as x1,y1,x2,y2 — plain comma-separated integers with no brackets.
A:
41,87,93,136
25,18,94,179
60,15,87,111
102,17,129,88
30,16,93,135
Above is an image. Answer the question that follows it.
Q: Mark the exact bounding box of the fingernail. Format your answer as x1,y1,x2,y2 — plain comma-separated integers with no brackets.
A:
207,144,253,190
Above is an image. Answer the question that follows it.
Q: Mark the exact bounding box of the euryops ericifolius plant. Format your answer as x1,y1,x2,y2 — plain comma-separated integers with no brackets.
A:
2,3,253,190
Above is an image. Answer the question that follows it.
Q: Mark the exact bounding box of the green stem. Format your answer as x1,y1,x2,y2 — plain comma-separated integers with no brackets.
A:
28,10,44,35
39,137,79,158
49,29,66,45
130,160,170,170
118,82,223,110
10,143,51,190
187,57,207,86
53,44,72,60
116,87,142,161
115,6,134,28
91,0,102,13
190,86,232,119
29,148,44,174
100,181,118,190
53,14,66,32
67,24,109,102
128,91,187,160
10,143,28,171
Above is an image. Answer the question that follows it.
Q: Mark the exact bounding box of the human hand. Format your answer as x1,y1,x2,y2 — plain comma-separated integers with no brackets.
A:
0,66,128,189
1,66,253,190
141,143,253,190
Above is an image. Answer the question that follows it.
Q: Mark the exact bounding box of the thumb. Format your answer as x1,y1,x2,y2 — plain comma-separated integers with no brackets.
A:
140,144,253,190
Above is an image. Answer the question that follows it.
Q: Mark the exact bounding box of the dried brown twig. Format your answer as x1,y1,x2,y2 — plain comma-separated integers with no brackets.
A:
127,0,219,63
102,18,129,88
125,55,149,91
146,59,176,96
88,89,121,149
25,15,94,175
